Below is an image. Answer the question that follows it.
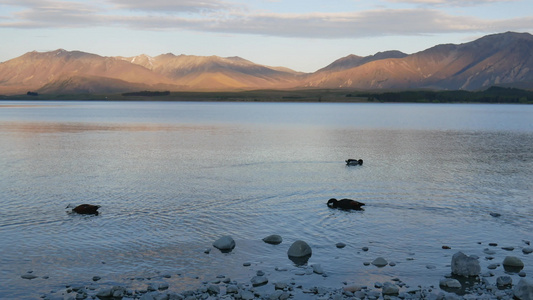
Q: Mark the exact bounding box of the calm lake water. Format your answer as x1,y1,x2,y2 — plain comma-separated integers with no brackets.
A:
1,101,532,299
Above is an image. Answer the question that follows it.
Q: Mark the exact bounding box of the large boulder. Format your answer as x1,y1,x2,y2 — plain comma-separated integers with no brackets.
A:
213,236,235,252
514,278,533,300
451,252,480,277
287,240,312,257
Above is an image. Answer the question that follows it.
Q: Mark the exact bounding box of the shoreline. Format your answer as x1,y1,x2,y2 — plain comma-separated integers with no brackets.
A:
26,239,532,300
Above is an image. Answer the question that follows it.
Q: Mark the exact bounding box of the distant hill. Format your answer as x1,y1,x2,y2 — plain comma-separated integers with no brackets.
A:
1,32,533,94
304,32,533,90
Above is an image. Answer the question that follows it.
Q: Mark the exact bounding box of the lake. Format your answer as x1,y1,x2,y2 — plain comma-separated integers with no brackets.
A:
0,101,532,299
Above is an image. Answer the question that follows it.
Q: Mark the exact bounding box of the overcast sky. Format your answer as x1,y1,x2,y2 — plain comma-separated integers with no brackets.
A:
1,0,532,72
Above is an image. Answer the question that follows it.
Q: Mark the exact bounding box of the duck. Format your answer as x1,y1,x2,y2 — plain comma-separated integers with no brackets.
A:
327,198,365,210
68,204,101,215
346,159,363,165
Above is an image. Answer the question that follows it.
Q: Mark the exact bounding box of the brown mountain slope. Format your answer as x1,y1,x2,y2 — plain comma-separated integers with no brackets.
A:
1,32,533,94
304,32,533,90
0,49,175,94
119,53,302,90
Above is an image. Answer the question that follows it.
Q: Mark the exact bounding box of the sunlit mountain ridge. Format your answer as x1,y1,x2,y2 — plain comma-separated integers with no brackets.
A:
1,32,532,94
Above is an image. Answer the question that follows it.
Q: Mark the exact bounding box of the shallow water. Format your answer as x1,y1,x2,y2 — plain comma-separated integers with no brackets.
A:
1,101,532,298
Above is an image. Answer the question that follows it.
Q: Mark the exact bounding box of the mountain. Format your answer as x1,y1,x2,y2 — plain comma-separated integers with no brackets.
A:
304,32,533,90
1,32,532,94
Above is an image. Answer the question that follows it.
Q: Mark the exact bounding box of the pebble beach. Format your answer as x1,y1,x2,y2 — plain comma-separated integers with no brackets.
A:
26,236,532,300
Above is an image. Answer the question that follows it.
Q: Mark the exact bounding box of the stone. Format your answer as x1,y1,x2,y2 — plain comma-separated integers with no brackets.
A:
311,264,324,274
490,212,501,217
207,285,219,295
241,290,255,300
503,256,524,268
483,248,496,255
502,246,515,251
487,263,499,270
92,276,101,281
251,276,268,287
371,257,388,267
382,282,400,295
21,274,38,280
158,283,169,290
287,240,312,257
336,242,346,248
212,236,235,252
226,285,239,294
263,234,283,245
523,247,533,254
274,282,288,290
440,278,462,289
362,247,369,251
514,278,533,300
342,285,363,292
497,276,513,287
451,252,481,277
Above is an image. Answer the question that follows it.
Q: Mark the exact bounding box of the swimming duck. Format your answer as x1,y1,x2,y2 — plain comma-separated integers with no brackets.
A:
327,198,365,210
68,204,101,215
346,159,363,165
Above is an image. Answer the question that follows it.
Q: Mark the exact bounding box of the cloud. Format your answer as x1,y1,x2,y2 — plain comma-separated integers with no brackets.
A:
1,1,532,39
108,0,234,13
385,0,518,6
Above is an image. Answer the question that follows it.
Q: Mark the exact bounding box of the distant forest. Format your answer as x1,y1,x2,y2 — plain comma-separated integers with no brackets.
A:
354,86,533,104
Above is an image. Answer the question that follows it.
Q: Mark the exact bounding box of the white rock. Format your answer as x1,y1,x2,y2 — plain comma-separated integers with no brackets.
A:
451,252,480,277
263,234,283,245
514,278,533,300
440,278,462,289
287,240,312,257
213,236,235,251
372,257,388,267
311,264,324,274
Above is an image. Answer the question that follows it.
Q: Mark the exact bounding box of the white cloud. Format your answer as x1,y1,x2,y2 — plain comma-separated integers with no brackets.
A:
384,0,518,6
108,0,235,13
1,1,532,38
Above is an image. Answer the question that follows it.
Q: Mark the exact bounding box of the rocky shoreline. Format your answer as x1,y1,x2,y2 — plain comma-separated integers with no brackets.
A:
27,236,533,299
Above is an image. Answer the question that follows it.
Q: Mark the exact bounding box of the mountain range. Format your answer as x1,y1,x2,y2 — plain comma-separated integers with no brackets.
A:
1,31,532,95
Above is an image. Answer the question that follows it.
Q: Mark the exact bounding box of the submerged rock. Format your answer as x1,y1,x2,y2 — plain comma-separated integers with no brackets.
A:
372,257,388,267
451,252,480,277
213,236,235,252
263,234,283,245
503,256,524,272
287,240,312,257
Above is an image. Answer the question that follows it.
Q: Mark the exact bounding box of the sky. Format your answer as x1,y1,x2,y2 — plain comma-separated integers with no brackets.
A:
1,0,533,72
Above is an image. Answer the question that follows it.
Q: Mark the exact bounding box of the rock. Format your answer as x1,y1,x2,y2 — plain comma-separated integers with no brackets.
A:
514,278,533,300
241,290,255,300
335,242,346,248
243,262,251,267
251,275,268,287
442,245,451,249
503,256,524,268
519,271,527,277
382,282,399,295
502,246,515,251
92,276,101,281
483,248,496,255
21,274,38,280
212,236,235,252
489,243,498,247
487,263,499,269
523,247,533,254
451,252,481,277
371,257,388,267
207,285,219,295
440,278,462,289
274,282,288,290
362,247,369,251
311,264,324,274
263,234,283,245
490,212,501,217
497,276,513,287
287,240,312,257
226,285,239,294
343,285,363,292
158,283,169,290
